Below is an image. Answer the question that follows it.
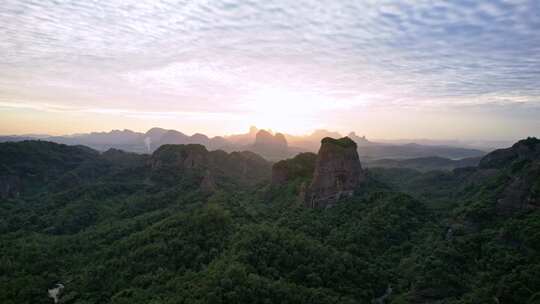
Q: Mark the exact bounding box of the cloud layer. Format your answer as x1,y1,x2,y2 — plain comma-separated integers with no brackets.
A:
1,0,539,136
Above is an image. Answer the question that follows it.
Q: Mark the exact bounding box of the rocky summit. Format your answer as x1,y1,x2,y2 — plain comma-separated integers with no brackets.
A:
304,137,365,208
479,137,540,170
253,130,287,151
251,130,289,160
478,137,540,214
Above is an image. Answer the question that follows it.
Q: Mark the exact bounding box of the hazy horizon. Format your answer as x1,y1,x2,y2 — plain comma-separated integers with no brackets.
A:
0,125,521,148
1,0,539,140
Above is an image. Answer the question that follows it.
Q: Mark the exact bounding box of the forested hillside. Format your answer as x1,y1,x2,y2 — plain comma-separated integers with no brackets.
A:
1,138,539,303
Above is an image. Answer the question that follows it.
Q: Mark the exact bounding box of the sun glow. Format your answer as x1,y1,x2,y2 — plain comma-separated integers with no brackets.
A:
237,87,341,134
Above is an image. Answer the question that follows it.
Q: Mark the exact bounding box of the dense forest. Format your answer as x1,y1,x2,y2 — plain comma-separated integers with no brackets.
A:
1,138,539,303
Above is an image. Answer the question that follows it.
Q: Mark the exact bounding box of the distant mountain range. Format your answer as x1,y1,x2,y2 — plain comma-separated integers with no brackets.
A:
365,156,482,172
0,126,488,161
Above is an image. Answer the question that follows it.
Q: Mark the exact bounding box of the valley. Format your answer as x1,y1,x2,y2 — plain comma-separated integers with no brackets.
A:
1,136,539,303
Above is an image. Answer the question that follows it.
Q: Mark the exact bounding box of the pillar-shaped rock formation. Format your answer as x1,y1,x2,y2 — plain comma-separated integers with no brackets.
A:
305,137,365,208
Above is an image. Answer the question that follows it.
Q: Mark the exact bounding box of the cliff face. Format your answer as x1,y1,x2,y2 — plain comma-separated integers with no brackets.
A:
495,162,540,214
479,137,540,169
252,130,289,160
304,137,365,208
254,130,287,150
477,137,540,214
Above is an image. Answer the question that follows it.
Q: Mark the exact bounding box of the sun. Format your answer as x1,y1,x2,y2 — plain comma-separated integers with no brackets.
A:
237,87,335,134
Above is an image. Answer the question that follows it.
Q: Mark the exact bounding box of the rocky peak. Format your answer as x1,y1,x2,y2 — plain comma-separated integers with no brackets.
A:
477,137,540,215
252,130,289,159
145,127,168,138
479,137,540,169
304,137,365,208
190,133,210,145
254,129,271,142
254,130,288,149
158,130,190,145
271,152,317,186
274,133,287,146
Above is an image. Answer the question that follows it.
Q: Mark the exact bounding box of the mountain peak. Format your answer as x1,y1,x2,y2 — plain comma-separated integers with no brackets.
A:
513,137,540,149
479,137,540,169
304,137,365,208
253,130,288,155
271,152,317,186
320,136,357,149
145,127,168,136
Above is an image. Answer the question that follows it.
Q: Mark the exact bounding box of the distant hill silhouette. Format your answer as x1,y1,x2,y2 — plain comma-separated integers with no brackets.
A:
366,156,482,172
0,126,487,161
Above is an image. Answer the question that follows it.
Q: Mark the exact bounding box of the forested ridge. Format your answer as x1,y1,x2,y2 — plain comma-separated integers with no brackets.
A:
1,138,540,303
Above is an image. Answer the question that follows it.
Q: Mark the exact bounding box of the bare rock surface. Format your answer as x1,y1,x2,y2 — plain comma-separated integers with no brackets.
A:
305,137,366,208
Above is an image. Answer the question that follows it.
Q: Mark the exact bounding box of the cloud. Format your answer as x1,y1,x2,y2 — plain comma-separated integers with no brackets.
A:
0,0,539,131
0,99,240,121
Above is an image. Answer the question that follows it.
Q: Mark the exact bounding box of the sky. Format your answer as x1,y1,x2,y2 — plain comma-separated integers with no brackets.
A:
1,0,539,139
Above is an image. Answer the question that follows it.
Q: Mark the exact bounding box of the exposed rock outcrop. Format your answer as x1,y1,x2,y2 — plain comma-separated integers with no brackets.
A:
477,137,540,214
304,137,365,208
496,164,540,214
479,137,540,169
254,130,287,149
48,283,64,304
252,130,288,159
